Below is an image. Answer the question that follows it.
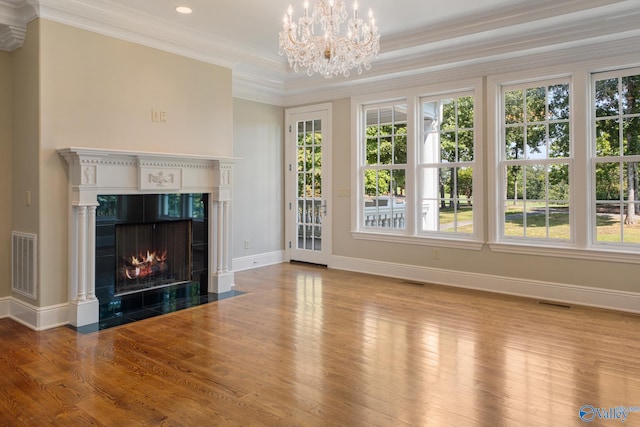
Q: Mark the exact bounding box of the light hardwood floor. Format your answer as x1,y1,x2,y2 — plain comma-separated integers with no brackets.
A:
1,262,640,426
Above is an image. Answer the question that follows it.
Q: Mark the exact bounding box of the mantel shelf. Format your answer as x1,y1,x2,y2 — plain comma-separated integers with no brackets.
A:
58,147,241,164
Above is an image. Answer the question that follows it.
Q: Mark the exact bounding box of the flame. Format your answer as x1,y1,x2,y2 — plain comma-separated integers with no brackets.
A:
123,249,168,280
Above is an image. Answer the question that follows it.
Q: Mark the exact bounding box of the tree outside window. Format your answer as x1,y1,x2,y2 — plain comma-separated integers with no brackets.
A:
361,103,407,229
594,71,640,244
500,81,571,240
419,94,475,234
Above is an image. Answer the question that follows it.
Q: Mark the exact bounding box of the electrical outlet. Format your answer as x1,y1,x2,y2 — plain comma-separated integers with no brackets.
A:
433,249,440,260
244,240,250,249
151,109,167,122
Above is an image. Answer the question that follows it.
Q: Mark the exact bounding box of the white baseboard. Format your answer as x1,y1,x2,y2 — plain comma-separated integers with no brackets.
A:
233,250,285,272
0,296,9,318
329,255,640,314
7,298,68,331
4,251,638,330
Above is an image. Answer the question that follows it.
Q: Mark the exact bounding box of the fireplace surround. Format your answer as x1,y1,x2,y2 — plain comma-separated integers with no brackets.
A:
59,148,236,327
94,193,208,322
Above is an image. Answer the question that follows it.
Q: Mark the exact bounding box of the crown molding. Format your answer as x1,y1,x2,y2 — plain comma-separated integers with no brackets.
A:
0,0,36,51
4,0,640,104
0,23,24,50
378,4,640,65
380,0,627,53
232,71,287,106
0,0,37,24
280,36,640,107
33,0,242,68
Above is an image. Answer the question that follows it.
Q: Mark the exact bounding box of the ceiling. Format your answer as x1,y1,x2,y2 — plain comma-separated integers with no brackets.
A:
1,0,640,104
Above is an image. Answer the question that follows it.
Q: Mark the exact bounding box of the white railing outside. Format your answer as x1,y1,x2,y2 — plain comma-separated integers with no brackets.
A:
364,196,406,229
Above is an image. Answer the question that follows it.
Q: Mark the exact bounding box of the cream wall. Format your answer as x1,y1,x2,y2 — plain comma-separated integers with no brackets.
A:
330,98,352,258
34,20,233,307
39,20,232,157
0,51,12,297
10,20,40,304
232,99,284,259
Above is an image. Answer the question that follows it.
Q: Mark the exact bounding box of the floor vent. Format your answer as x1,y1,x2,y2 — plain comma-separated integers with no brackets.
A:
12,231,37,299
289,260,328,268
538,300,571,309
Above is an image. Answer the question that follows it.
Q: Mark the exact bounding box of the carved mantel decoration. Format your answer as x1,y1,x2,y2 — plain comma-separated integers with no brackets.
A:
58,147,238,327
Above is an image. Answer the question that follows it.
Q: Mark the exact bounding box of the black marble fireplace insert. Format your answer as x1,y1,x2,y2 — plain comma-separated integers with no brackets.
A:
94,193,209,327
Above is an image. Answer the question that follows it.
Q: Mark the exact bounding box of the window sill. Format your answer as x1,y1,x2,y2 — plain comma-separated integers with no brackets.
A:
351,231,484,251
488,241,640,264
351,231,640,263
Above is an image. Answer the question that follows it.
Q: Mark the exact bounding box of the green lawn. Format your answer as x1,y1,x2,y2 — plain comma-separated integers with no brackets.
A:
438,203,640,242
438,205,473,221
594,214,640,243
504,212,570,239
438,205,473,233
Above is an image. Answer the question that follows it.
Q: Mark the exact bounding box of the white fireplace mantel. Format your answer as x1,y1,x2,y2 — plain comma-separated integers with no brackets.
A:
58,147,239,327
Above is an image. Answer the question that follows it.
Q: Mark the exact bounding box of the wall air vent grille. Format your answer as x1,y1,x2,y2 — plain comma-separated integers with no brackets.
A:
11,231,37,299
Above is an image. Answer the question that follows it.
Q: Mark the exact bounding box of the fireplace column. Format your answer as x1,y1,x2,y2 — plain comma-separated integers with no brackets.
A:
68,202,100,326
59,149,104,328
210,161,234,293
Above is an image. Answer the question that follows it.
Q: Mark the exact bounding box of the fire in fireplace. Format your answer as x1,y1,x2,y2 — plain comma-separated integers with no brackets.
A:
115,220,192,295
123,249,168,280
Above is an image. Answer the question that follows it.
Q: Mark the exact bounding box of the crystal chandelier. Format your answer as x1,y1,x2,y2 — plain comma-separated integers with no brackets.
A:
279,0,380,78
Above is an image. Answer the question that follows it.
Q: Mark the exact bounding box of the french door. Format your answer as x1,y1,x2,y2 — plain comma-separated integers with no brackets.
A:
285,104,332,265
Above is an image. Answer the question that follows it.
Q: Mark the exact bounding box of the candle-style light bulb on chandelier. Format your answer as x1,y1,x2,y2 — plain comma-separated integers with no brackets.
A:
279,0,380,78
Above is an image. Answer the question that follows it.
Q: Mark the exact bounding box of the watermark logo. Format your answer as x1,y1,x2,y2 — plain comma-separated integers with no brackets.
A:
579,405,640,423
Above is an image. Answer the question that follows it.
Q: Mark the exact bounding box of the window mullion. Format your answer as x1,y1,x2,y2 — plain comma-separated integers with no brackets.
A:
573,70,589,248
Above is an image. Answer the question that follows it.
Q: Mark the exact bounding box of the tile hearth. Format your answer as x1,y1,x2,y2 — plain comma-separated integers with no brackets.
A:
71,281,244,333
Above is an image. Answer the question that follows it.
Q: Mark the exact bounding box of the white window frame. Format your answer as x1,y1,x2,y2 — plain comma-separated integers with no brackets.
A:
418,90,477,237
497,77,574,245
360,100,410,233
488,63,640,264
591,66,640,251
351,80,484,251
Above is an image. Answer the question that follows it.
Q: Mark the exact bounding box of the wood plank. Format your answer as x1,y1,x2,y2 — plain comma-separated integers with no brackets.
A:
1,263,640,425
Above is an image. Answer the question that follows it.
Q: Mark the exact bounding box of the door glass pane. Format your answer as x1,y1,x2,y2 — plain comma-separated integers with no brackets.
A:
296,119,322,252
